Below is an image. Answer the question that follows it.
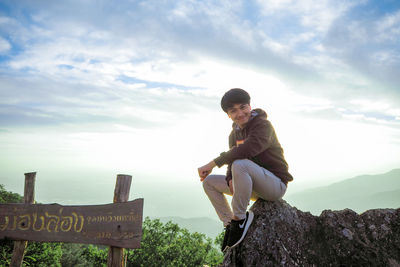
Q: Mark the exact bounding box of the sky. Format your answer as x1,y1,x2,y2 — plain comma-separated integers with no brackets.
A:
0,0,399,219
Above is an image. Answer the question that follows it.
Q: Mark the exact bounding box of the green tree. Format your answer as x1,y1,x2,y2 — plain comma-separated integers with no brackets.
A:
0,184,23,204
69,218,224,267
60,243,92,267
126,217,223,267
80,245,108,267
23,242,62,267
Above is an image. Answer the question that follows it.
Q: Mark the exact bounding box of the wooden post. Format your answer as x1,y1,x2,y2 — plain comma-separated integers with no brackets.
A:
10,172,36,267
107,174,132,267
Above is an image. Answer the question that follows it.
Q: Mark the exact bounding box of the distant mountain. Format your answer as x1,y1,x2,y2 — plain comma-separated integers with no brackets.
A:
284,169,400,215
154,216,223,240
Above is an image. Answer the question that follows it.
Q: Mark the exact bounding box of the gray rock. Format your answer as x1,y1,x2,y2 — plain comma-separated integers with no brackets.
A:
223,199,400,267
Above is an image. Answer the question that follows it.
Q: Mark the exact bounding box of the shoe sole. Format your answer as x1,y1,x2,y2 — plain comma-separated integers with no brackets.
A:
221,227,230,252
227,210,254,250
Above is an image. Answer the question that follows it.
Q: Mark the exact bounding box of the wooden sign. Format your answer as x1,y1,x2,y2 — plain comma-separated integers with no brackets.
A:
0,198,143,249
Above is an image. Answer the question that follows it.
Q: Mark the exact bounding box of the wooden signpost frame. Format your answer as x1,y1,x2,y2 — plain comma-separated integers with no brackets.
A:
1,172,143,267
10,172,36,267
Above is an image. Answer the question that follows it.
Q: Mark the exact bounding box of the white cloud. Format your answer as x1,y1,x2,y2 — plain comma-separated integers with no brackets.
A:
372,50,400,66
262,38,290,55
375,10,400,42
256,0,358,33
347,99,400,124
0,37,11,54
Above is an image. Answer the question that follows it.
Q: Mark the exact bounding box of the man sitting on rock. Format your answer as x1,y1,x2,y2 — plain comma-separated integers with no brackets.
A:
198,88,293,252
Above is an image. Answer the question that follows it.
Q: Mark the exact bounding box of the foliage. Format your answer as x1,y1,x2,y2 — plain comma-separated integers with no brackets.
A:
214,230,224,248
0,184,23,204
80,245,108,267
60,243,92,267
23,242,62,267
0,240,13,266
126,217,223,267
0,241,62,267
61,218,224,267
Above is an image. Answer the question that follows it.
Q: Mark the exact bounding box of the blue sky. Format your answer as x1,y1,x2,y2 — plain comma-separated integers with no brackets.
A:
0,0,399,218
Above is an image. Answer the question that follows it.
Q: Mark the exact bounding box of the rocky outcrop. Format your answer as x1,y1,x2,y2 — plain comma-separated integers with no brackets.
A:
223,199,400,267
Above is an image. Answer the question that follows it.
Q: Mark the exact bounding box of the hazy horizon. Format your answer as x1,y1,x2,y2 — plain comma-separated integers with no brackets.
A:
1,168,398,221
1,1,400,221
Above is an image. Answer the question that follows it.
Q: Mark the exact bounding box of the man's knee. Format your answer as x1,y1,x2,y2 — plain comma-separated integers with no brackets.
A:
202,174,216,191
231,159,251,174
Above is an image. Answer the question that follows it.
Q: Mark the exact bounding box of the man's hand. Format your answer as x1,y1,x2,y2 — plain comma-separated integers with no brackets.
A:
228,180,234,194
198,161,217,181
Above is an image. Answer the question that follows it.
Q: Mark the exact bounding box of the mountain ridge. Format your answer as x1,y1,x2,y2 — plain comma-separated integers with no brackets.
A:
285,168,400,215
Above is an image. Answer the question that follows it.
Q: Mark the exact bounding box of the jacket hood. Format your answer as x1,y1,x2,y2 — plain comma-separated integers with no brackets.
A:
233,108,268,130
252,108,268,119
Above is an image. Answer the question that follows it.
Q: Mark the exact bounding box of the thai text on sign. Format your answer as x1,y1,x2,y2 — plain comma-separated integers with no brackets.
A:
0,199,143,249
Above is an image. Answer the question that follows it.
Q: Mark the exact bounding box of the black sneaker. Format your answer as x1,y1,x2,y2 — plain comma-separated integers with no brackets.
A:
226,211,254,249
221,223,231,252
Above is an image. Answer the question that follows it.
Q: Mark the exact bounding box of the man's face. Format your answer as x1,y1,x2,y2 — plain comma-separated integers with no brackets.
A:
227,103,252,128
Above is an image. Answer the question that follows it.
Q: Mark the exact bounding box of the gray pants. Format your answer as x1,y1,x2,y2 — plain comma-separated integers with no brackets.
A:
203,159,287,226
